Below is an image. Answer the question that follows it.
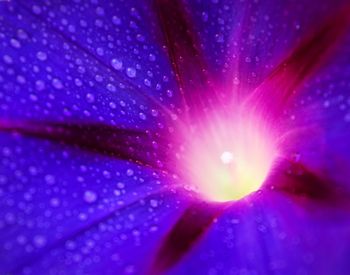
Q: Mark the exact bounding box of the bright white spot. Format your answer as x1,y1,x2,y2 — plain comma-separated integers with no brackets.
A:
220,151,234,164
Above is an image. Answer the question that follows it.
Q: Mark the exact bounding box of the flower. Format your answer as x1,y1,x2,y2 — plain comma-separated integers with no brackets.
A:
1,0,350,274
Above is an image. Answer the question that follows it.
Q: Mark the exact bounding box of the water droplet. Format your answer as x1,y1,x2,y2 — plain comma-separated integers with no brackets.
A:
107,83,117,92
96,6,105,16
3,55,13,64
29,94,38,102
33,235,47,248
50,198,60,207
126,169,134,176
35,80,45,91
344,113,350,122
10,38,21,49
17,29,28,40
201,12,209,22
150,199,158,208
166,89,173,97
45,174,56,185
117,182,125,189
74,78,82,87
139,112,146,120
36,51,47,61
144,79,151,87
32,5,42,15
215,33,224,43
84,190,97,203
103,170,111,178
112,16,122,25
86,93,95,103
150,225,158,232
96,47,104,56
109,102,117,109
126,67,136,78
52,78,63,90
111,58,123,70
148,53,156,62
151,109,158,117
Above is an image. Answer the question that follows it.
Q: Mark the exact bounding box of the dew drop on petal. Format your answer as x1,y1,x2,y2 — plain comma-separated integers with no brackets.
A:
86,93,95,103
36,51,47,61
44,174,55,185
151,109,158,117
50,198,60,207
32,5,42,15
148,53,156,61
126,169,134,176
17,29,28,40
107,83,117,92
111,58,123,70
112,15,122,25
35,80,45,91
126,67,137,78
150,199,158,208
117,182,125,189
139,112,146,120
84,190,97,203
109,102,117,109
3,55,13,64
33,235,47,248
10,38,21,49
52,78,63,90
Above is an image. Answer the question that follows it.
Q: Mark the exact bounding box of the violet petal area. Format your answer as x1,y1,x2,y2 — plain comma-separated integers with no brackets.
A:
1,0,350,274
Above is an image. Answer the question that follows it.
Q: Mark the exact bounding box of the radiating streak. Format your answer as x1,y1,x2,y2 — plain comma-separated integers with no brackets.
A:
154,0,222,119
266,158,342,203
152,4,350,273
0,120,169,171
243,6,350,122
150,202,226,274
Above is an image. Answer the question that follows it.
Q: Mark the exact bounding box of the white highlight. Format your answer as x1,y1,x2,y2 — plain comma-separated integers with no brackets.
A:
220,151,234,164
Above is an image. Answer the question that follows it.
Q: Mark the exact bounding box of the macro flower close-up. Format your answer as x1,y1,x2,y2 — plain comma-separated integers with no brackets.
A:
1,0,350,274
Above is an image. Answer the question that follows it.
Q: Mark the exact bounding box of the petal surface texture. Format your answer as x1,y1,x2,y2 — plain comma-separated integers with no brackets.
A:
1,0,350,275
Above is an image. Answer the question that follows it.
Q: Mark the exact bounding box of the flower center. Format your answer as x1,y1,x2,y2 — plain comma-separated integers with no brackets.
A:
220,151,234,164
178,111,277,202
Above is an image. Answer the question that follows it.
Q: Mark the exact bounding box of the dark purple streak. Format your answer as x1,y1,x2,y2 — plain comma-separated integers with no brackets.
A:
0,120,168,170
150,202,226,274
244,6,350,121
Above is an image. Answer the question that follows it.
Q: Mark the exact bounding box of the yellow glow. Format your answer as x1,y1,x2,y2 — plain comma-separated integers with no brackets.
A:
179,110,277,202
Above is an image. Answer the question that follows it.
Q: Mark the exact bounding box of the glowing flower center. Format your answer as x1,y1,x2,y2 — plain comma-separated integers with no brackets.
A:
179,111,277,202
220,151,234,164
